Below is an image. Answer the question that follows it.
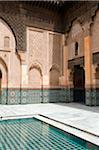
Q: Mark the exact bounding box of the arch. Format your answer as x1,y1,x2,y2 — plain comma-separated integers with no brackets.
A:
0,17,17,50
0,70,2,79
0,57,8,104
49,64,60,73
0,17,16,51
0,57,8,87
68,20,83,39
29,63,42,88
0,57,8,72
49,64,60,86
29,63,42,76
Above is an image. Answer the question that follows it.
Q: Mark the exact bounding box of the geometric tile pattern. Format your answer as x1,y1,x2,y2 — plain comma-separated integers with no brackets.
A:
85,88,96,106
8,89,20,104
85,88,99,106
21,89,42,104
0,118,98,150
1,89,7,104
43,89,67,103
1,88,67,104
1,88,99,105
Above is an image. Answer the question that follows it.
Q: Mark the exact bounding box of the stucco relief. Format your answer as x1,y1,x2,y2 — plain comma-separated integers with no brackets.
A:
49,64,60,87
71,23,83,39
67,22,84,60
0,57,8,88
29,64,42,88
0,18,15,51
29,29,44,63
27,28,48,76
0,52,9,65
91,10,99,53
49,33,62,70
0,18,21,89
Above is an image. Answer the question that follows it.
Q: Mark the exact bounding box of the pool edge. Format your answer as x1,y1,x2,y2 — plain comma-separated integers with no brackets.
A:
34,114,99,147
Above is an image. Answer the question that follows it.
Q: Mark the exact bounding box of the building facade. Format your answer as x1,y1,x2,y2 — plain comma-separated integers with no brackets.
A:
0,1,99,105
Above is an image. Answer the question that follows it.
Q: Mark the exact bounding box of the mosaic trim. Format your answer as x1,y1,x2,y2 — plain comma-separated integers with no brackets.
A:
1,88,99,105
85,88,99,106
1,89,8,104
0,88,68,105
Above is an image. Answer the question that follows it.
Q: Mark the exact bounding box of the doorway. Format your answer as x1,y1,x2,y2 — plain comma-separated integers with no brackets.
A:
73,65,85,103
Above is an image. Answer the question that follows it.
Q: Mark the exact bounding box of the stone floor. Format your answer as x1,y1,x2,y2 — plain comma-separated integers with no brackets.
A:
0,103,99,146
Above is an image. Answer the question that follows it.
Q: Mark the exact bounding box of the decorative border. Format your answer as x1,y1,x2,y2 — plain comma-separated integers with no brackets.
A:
1,88,99,105
0,88,68,105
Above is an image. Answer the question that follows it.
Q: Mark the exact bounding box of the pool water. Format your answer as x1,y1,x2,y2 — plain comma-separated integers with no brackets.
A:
0,118,98,150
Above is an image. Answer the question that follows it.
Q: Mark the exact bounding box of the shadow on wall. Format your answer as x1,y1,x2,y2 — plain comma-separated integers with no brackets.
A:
29,65,42,89
47,19,66,103
48,65,61,103
95,64,99,105
49,65,60,87
0,58,8,104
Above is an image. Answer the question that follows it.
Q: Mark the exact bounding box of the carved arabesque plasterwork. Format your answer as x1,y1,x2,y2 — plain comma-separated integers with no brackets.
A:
91,9,99,53
67,21,84,60
0,51,9,65
68,21,83,42
49,33,62,70
28,29,44,67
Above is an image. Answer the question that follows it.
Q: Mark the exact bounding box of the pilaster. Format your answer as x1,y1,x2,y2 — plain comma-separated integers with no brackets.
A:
84,22,93,105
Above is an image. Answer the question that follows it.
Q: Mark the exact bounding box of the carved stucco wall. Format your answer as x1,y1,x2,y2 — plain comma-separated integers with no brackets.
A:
0,58,8,88
49,67,60,86
67,22,84,60
27,28,46,75
29,68,42,88
92,10,99,53
49,33,62,70
0,18,20,88
64,2,98,32
27,27,63,87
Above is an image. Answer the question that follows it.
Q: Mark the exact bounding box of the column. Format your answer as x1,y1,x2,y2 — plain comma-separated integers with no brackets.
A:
62,44,73,102
92,64,97,105
84,23,93,105
67,68,74,102
18,51,28,104
62,45,68,86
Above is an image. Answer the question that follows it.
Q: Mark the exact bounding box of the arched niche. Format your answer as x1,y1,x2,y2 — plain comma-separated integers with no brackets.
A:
68,21,83,40
0,57,8,88
49,64,60,86
29,64,42,88
0,18,16,51
0,57,8,104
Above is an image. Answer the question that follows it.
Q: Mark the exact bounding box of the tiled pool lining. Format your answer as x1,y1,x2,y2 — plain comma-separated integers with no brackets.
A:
0,117,97,150
0,114,99,147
